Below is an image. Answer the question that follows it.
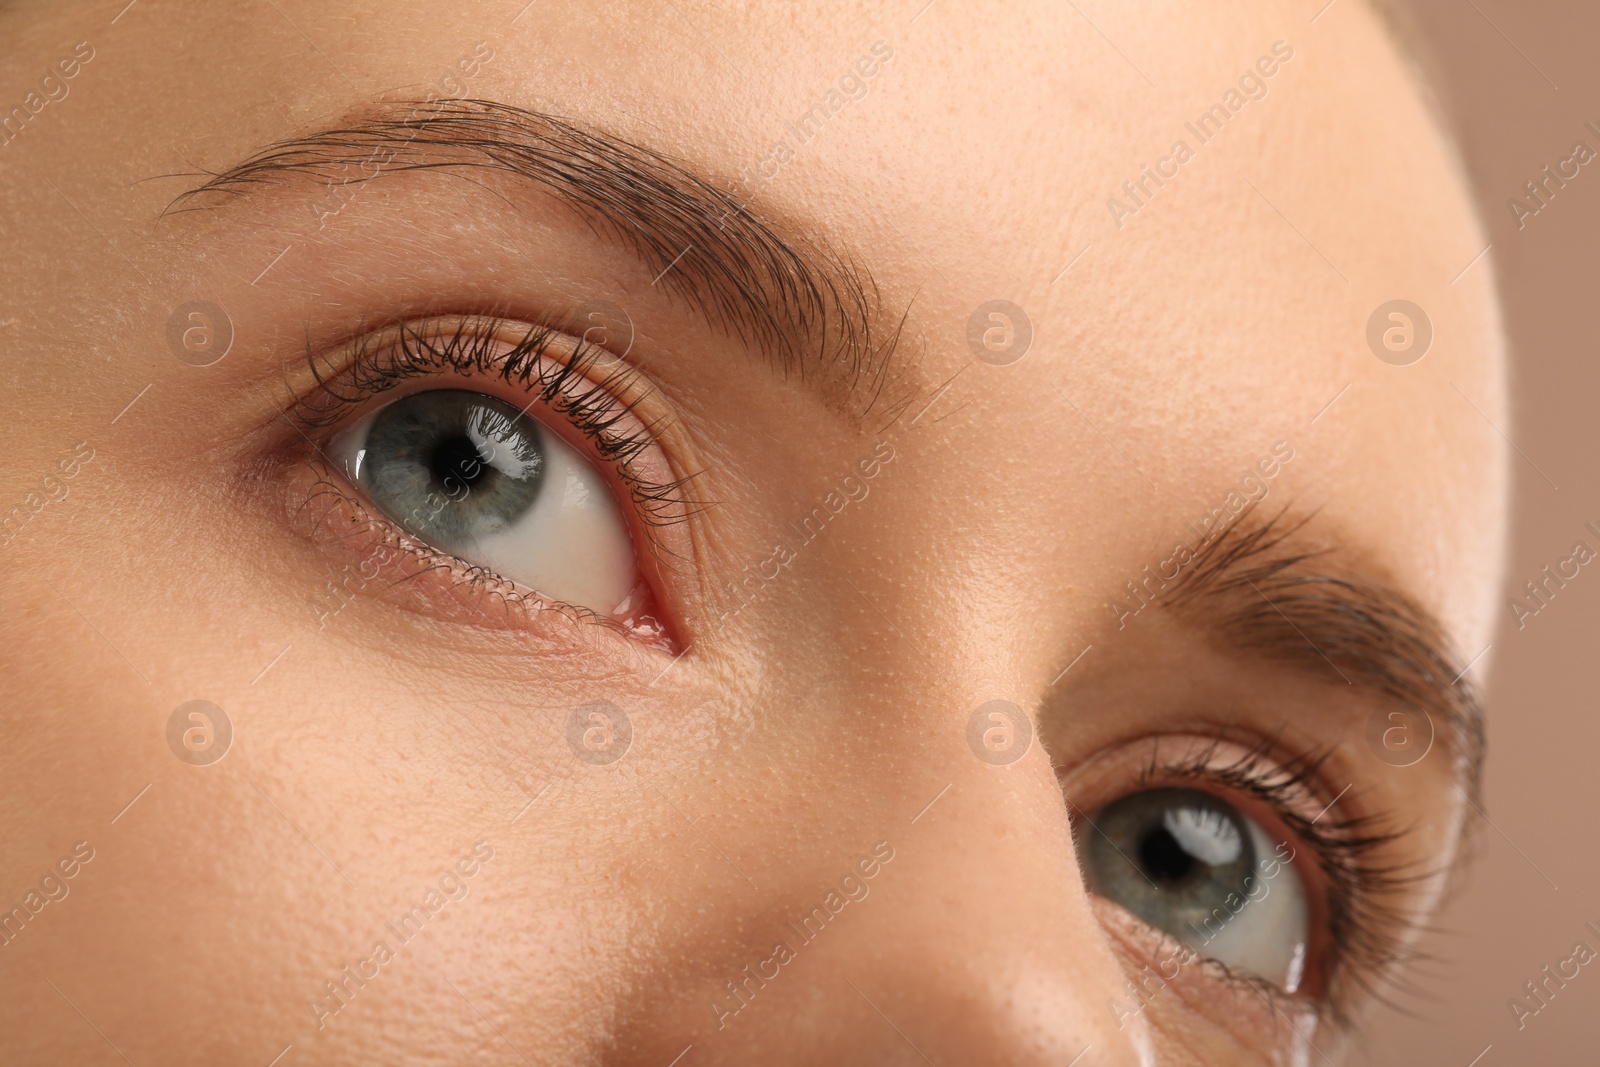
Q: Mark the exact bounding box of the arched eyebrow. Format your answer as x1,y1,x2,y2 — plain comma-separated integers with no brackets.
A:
1161,508,1486,806
169,97,906,420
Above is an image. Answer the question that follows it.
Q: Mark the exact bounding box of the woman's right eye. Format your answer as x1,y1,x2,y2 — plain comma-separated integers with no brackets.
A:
325,387,646,622
1081,787,1311,993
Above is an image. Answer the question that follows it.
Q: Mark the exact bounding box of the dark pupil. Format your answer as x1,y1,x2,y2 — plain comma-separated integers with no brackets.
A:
359,389,546,549
431,435,488,490
1080,787,1258,940
1139,825,1198,885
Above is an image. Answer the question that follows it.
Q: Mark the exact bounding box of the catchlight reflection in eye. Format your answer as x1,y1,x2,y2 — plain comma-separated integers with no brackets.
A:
1083,787,1309,992
327,388,641,615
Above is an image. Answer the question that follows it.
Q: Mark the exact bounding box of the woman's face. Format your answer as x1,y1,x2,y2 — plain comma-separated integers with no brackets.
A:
0,0,1506,1063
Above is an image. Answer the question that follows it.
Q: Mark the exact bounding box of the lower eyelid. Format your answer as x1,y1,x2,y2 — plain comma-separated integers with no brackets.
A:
1090,897,1322,1053
274,319,697,640
275,455,678,656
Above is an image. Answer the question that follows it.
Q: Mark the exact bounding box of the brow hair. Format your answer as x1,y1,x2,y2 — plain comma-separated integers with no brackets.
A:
1164,507,1485,806
169,98,905,418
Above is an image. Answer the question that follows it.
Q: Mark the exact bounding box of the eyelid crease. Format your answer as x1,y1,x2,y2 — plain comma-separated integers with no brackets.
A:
168,98,911,423
1158,505,1486,811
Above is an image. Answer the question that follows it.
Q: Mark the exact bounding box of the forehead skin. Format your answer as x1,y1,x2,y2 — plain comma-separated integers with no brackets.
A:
0,1,1504,1065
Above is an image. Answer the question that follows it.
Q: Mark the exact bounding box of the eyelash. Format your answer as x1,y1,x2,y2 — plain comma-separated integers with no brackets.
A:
1125,734,1418,1030
295,313,690,524
281,313,696,629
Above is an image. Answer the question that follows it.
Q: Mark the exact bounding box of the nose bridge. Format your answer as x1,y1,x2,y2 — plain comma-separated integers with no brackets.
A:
803,748,1151,1066
624,556,1152,1063
641,690,1153,1066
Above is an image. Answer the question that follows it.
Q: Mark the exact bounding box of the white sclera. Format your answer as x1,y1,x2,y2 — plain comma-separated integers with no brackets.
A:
328,399,639,614
1186,816,1310,993
464,430,636,611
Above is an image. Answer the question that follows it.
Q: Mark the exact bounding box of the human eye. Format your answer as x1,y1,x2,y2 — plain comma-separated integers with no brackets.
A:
279,313,688,647
1082,786,1308,991
1066,734,1410,1036
327,385,637,611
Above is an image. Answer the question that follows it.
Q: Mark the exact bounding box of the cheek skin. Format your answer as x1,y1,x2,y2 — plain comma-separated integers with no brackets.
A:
0,0,1502,1063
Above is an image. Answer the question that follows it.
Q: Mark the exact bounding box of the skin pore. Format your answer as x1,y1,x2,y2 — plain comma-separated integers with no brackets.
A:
0,0,1505,1064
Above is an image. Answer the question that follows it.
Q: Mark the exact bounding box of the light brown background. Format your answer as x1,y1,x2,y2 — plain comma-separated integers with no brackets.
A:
1354,1,1600,1064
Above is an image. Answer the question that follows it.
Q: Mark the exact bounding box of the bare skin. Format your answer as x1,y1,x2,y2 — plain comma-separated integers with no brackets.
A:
0,1,1505,1064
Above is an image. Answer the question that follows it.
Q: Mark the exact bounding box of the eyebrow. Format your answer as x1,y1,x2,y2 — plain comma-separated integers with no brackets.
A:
1159,508,1485,804
170,98,906,419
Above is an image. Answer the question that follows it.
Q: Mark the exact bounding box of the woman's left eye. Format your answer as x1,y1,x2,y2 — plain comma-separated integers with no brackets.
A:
1080,787,1310,993
325,387,643,619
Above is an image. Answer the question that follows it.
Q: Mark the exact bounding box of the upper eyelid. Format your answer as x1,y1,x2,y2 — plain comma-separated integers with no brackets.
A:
169,98,902,422
287,314,701,554
1153,508,1484,811
1133,734,1336,822
1131,736,1411,906
288,316,657,479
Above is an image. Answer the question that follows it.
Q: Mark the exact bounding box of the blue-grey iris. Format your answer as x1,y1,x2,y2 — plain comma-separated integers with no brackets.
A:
1083,787,1259,943
359,390,546,549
